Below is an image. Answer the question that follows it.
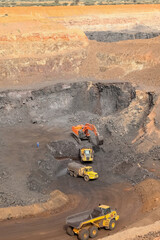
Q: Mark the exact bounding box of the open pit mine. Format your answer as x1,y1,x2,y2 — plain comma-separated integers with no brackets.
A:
0,3,160,240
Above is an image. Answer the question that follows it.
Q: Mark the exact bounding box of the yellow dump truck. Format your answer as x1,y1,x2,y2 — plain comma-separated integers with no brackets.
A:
80,148,94,162
66,205,119,240
67,162,98,182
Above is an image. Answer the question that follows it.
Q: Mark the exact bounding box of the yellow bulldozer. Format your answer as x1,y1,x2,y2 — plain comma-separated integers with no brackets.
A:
80,147,94,162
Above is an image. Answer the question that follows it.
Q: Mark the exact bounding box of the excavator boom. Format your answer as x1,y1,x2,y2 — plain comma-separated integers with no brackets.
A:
71,123,103,145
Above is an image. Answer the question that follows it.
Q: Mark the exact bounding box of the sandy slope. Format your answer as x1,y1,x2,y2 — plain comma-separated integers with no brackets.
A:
99,221,160,240
0,5,160,89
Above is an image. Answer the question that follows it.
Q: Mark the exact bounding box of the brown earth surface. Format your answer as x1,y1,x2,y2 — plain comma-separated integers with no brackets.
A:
0,5,160,90
1,5,160,18
0,182,143,240
135,179,160,213
0,4,160,240
0,190,69,221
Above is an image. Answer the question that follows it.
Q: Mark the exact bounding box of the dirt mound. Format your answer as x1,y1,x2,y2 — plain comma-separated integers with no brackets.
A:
48,140,80,160
27,153,67,194
0,190,68,221
113,159,154,185
85,31,160,43
135,178,160,213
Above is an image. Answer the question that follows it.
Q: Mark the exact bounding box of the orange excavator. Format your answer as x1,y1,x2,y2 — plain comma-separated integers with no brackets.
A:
71,123,104,145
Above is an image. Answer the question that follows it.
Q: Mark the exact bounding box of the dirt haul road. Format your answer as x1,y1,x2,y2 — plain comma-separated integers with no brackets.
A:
0,183,140,240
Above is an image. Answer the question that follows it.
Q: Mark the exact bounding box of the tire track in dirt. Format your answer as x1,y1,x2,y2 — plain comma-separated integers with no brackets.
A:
0,183,141,240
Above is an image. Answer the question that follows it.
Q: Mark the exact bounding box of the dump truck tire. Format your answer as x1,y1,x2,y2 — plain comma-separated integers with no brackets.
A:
89,226,98,238
66,226,74,236
78,229,89,240
74,172,78,178
84,175,89,182
109,219,116,230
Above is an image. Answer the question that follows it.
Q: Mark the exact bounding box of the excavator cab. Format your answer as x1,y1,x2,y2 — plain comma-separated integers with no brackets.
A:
80,148,94,162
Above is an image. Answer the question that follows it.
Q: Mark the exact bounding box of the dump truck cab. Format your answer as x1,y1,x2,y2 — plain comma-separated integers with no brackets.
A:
99,205,113,214
80,148,94,162
83,166,98,181
66,204,119,240
98,205,119,228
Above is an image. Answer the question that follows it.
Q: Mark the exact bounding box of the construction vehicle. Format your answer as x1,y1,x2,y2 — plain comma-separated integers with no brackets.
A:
80,147,94,162
66,204,119,240
72,123,103,146
67,162,98,182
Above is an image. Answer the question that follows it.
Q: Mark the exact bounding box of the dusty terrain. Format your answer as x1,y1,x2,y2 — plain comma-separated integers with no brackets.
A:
0,4,160,240
0,5,160,89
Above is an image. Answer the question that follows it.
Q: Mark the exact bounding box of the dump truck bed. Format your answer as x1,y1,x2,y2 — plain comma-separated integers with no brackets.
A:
66,208,103,229
68,162,84,172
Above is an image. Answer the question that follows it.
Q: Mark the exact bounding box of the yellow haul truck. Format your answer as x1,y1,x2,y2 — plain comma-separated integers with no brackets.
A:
80,148,94,162
66,205,119,240
67,162,98,182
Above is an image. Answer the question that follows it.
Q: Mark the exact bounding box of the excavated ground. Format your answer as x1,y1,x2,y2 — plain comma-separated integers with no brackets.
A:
1,4,160,240
85,30,160,43
0,81,142,206
0,80,160,240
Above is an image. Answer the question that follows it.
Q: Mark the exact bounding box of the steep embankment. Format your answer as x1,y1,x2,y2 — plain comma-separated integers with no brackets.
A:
0,190,69,221
80,37,160,88
0,18,88,88
1,5,160,89
99,179,160,240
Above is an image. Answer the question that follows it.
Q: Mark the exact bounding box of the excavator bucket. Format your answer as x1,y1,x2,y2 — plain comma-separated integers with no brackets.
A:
97,136,104,145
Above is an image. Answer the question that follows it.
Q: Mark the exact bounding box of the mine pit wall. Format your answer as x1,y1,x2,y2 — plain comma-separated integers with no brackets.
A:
85,31,160,42
0,30,88,88
0,81,156,203
1,25,160,88
0,82,134,127
0,82,155,141
25,82,157,195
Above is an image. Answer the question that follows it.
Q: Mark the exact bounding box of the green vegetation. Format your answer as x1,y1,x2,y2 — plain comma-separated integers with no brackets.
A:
0,0,160,7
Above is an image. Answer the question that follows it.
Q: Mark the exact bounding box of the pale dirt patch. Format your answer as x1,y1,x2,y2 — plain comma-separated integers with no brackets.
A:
135,179,160,213
98,221,160,240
